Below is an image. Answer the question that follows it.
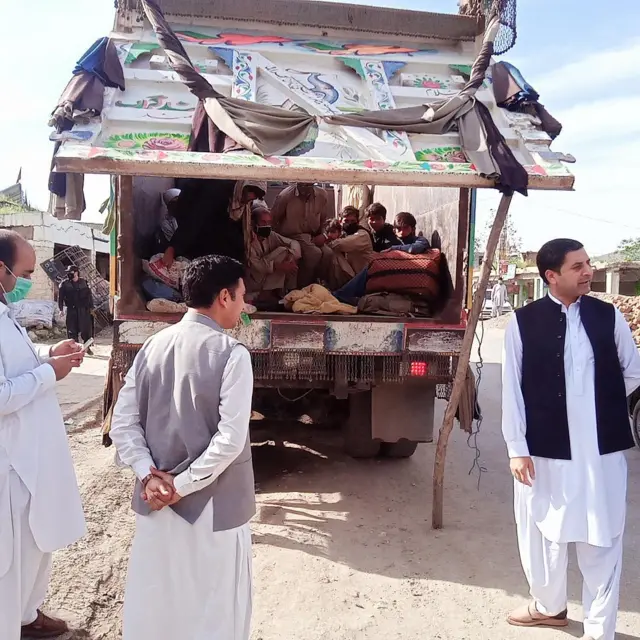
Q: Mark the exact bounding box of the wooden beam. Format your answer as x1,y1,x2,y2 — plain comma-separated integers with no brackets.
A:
432,192,513,529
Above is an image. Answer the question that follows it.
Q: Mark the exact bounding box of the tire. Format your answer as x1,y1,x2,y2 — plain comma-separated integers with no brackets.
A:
343,391,380,458
632,400,640,450
381,439,419,459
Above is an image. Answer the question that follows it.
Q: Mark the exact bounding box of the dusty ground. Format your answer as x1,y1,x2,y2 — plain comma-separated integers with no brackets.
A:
43,323,640,640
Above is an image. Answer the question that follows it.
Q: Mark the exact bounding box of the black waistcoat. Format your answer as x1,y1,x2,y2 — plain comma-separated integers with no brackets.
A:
515,295,633,460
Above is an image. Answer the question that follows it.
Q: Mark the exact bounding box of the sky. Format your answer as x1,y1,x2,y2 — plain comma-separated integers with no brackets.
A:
1,0,639,255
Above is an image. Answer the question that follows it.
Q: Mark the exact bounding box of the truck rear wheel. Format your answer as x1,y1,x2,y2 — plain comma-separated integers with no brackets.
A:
343,391,380,458
380,439,419,458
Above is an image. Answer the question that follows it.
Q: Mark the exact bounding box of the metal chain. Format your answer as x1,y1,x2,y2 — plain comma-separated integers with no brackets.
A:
467,319,488,488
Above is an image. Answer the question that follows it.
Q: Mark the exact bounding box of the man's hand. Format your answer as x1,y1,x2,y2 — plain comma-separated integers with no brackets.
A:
312,234,326,247
147,467,182,508
50,339,83,358
510,457,535,486
276,259,298,274
49,352,84,381
162,247,176,268
142,476,175,511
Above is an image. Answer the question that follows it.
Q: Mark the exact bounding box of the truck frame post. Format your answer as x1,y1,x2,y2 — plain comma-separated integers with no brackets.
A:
432,192,513,529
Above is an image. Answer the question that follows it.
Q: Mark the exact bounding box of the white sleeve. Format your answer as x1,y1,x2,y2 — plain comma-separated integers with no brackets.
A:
174,345,253,497
109,364,155,481
0,337,57,417
613,308,640,397
501,316,530,458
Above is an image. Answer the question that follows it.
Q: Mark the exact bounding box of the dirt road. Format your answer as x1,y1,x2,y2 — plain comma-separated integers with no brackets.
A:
45,326,640,640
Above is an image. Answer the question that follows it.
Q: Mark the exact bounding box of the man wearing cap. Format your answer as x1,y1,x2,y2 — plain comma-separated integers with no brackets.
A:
58,266,94,353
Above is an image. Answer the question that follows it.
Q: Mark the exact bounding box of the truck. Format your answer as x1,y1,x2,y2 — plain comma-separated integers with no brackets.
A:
51,0,575,458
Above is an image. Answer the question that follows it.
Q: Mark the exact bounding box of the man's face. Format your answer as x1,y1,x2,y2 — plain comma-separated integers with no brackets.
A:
296,184,315,200
0,239,35,296
546,248,593,298
394,218,413,239
255,210,272,229
342,212,359,232
218,278,247,330
368,214,385,233
243,187,260,203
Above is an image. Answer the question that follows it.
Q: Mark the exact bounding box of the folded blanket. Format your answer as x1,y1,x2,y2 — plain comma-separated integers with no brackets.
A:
284,284,357,315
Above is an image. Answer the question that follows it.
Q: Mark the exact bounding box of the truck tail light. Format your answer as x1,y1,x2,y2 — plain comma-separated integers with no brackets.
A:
410,361,428,377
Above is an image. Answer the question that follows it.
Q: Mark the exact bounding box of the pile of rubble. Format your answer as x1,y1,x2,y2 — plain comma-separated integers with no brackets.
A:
590,293,640,347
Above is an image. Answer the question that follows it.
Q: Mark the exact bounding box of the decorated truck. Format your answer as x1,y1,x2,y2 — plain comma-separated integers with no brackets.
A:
50,0,574,457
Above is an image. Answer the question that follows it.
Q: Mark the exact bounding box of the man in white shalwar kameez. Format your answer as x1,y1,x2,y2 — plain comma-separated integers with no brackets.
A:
0,230,86,639
502,239,640,640
111,254,255,640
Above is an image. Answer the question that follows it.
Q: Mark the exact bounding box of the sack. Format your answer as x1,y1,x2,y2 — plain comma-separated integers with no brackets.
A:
357,292,431,317
11,300,57,329
141,254,190,290
366,249,441,299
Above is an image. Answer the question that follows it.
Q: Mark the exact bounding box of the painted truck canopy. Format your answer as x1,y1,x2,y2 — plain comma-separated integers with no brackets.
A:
53,0,574,190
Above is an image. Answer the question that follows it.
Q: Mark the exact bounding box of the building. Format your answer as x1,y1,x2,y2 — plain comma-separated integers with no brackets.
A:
591,261,640,296
0,208,109,301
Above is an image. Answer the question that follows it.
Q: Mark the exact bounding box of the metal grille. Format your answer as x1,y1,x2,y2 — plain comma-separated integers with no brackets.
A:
484,0,517,55
109,345,457,386
41,245,111,331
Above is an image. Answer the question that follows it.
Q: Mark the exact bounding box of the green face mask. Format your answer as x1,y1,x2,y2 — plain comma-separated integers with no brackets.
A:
2,267,33,304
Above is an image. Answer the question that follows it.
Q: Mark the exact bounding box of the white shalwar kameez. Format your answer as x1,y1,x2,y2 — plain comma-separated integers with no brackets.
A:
110,346,254,640
502,294,640,640
0,301,86,639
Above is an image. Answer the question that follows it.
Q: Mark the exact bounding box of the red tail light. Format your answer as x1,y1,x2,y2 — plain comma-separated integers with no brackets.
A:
410,361,428,377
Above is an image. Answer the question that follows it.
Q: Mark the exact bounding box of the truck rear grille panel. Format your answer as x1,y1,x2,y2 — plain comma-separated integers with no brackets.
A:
112,345,456,385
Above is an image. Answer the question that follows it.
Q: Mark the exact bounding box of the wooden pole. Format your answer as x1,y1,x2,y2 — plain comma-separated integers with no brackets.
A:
432,193,513,529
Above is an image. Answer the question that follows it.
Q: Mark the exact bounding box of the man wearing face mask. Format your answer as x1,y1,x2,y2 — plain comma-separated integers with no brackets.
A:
322,206,373,290
245,204,301,302
58,266,94,353
0,230,86,639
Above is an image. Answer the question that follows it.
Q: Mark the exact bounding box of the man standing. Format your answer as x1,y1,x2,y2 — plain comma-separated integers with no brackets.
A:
111,255,255,640
0,230,86,639
491,277,508,317
365,202,401,253
503,238,640,640
246,203,301,301
59,265,94,351
271,183,333,287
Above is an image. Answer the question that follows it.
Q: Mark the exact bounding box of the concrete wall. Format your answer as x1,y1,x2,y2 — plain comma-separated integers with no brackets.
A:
0,212,109,301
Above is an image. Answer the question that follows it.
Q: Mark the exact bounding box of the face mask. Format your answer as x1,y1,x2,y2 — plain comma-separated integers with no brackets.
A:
344,223,359,235
256,226,272,239
1,267,32,304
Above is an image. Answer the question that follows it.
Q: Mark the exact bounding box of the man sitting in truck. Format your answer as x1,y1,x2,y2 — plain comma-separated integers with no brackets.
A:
246,203,301,302
271,183,333,288
390,212,431,254
333,212,431,303
322,206,374,289
366,202,401,253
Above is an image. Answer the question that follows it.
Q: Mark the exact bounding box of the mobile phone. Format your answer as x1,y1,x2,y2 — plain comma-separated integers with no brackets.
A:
81,338,95,352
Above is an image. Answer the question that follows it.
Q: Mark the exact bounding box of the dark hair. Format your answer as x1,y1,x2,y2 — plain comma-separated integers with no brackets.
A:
325,219,342,234
365,202,387,220
0,229,20,271
536,238,584,284
182,255,245,308
341,206,359,218
395,211,417,230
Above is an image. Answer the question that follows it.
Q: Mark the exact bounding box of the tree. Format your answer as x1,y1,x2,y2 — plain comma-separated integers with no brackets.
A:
617,237,640,262
480,209,522,271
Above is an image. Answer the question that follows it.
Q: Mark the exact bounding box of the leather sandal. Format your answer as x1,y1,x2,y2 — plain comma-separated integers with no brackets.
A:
507,601,568,627
21,610,69,638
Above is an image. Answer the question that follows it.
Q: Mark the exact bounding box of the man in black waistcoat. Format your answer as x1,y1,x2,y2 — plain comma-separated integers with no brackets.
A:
502,239,640,640
59,266,94,353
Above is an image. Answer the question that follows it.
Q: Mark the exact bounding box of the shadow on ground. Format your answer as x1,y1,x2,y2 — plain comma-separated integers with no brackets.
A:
250,361,640,628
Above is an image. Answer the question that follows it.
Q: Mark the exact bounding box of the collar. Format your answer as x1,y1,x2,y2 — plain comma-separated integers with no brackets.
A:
0,300,9,318
182,308,223,333
547,292,581,312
